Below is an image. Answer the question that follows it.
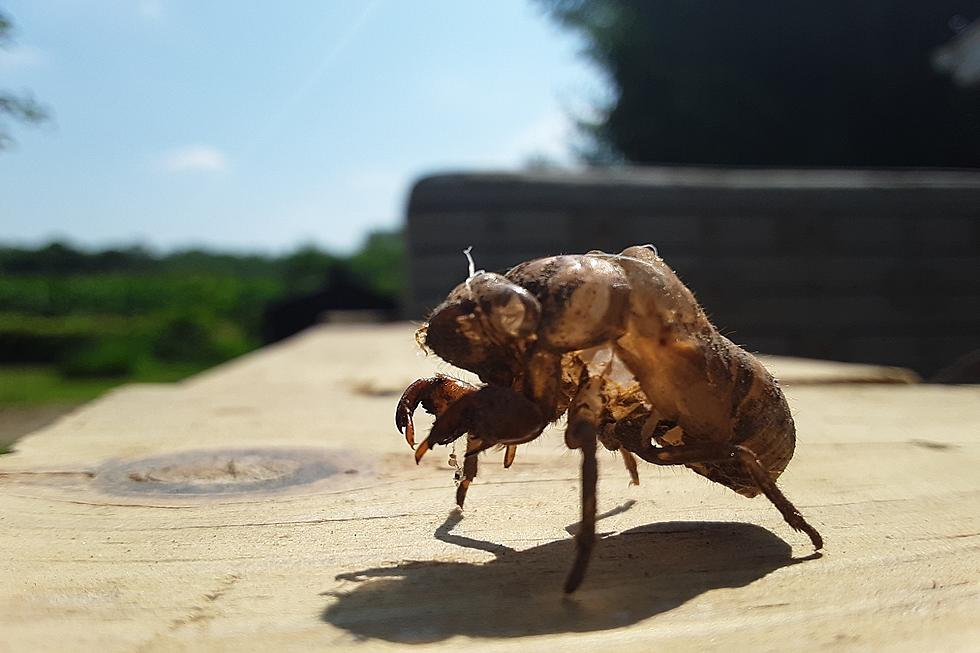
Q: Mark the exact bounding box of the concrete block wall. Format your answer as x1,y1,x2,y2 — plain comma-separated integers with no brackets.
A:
404,168,980,378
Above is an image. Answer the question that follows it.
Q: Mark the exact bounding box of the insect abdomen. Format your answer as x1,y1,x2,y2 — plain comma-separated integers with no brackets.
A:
689,353,796,497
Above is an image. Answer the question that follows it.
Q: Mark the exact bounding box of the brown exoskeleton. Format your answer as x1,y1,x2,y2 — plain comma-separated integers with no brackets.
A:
396,245,823,593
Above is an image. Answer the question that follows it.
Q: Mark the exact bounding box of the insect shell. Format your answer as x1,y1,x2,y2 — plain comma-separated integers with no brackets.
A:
396,245,822,593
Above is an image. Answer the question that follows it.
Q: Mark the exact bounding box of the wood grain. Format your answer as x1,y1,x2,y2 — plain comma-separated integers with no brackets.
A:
1,324,977,652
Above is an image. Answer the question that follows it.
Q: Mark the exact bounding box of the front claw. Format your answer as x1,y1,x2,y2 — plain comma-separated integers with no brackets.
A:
413,440,430,464
422,385,546,454
395,375,478,448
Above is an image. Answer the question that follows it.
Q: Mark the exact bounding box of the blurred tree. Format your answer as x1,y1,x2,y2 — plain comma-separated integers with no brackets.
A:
281,245,342,296
539,0,980,167
0,9,49,150
349,229,405,298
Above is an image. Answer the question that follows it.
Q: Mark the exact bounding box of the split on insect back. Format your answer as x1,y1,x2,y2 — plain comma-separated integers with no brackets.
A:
394,244,823,593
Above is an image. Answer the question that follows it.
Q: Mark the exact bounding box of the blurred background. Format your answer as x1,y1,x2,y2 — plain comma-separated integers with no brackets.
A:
1,1,978,449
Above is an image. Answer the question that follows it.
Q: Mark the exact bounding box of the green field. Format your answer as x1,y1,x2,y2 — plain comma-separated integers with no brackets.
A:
0,365,127,405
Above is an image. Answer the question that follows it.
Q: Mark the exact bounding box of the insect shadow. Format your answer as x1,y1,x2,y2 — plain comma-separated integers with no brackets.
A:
321,511,817,643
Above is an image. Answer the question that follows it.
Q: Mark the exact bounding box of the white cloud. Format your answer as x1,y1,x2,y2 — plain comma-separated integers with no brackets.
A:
497,111,575,164
158,145,229,173
456,110,576,169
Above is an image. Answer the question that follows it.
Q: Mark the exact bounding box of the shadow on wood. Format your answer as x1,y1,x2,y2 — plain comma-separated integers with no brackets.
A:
322,517,817,643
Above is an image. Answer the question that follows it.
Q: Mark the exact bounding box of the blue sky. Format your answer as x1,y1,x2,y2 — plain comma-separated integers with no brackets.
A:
0,0,601,253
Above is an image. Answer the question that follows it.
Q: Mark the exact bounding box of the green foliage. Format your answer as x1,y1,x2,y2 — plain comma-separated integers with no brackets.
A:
0,366,122,405
540,0,980,167
0,232,406,402
0,242,154,275
151,312,250,364
349,230,406,298
59,339,139,378
281,245,342,295
0,312,129,364
0,272,284,317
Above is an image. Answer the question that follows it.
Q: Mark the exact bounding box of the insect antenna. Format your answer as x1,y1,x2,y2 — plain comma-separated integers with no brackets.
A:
462,245,486,296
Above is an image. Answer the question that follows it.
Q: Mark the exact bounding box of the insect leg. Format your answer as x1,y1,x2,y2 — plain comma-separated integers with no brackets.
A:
730,445,823,550
503,445,517,468
620,448,640,485
455,437,481,509
563,377,604,593
630,442,823,550
565,424,597,593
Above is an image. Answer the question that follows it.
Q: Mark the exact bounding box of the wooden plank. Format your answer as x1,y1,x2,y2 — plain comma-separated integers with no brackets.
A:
1,324,976,652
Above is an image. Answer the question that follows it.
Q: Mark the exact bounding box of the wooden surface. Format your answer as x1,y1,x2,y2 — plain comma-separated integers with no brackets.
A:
0,323,977,652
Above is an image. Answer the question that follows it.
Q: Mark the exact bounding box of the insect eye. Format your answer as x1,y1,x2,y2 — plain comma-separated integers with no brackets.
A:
488,291,540,337
469,274,541,339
